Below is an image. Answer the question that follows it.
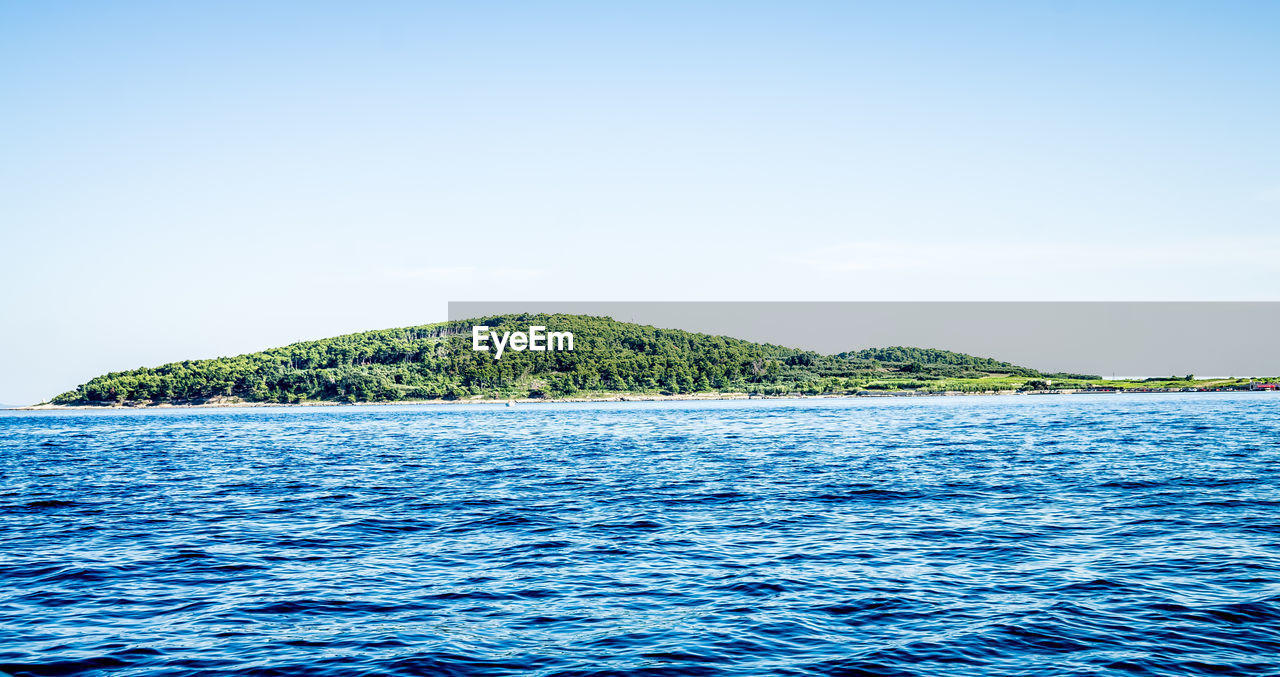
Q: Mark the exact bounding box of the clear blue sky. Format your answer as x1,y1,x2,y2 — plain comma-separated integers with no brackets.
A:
2,1,1278,404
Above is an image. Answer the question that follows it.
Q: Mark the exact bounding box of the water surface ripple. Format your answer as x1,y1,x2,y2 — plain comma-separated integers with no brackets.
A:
2,394,1279,676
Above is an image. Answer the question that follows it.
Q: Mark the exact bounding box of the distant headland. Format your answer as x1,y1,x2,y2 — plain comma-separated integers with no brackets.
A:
33,314,1279,408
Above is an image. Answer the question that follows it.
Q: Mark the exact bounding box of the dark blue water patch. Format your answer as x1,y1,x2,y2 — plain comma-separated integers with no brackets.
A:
1,394,1280,676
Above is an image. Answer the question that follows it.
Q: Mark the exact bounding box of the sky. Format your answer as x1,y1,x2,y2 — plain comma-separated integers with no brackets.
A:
2,1,1278,405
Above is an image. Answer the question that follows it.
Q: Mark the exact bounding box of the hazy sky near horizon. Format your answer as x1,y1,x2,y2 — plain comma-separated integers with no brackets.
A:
2,1,1279,404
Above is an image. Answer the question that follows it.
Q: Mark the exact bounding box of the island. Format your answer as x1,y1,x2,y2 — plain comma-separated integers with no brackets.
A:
40,314,1279,407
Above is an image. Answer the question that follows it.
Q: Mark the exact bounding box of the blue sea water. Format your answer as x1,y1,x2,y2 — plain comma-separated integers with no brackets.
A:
1,394,1279,676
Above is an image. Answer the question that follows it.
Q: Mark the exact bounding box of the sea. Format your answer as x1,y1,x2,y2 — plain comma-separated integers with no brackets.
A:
1,394,1278,676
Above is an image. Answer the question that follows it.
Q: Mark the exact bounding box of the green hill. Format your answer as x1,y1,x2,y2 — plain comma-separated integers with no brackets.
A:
50,314,1086,405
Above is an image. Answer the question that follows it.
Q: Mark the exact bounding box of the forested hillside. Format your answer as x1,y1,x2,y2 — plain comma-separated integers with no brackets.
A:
50,314,1080,405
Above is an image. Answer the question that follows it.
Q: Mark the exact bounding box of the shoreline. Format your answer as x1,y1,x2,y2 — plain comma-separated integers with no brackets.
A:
15,388,1275,411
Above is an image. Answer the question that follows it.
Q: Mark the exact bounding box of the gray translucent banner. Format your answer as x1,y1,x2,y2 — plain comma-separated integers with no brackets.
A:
448,302,1280,378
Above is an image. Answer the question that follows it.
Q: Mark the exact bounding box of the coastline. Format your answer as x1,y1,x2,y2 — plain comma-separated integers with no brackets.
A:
17,388,1275,411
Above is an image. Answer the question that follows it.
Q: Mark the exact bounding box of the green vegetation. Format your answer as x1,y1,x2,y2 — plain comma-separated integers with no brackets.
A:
48,314,1272,406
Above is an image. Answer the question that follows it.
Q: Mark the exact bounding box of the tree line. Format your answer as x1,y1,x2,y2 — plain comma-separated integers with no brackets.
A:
52,314,1066,404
